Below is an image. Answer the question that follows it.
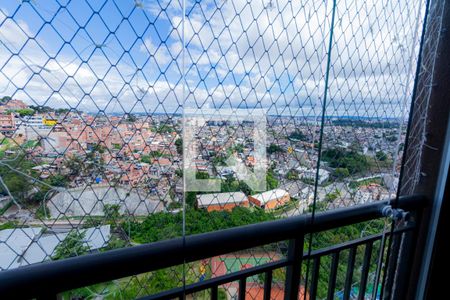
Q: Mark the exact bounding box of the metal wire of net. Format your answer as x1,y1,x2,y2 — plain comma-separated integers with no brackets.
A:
400,0,445,196
0,0,427,299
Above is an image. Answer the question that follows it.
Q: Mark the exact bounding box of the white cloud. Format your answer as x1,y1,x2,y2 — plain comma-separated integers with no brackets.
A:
0,0,425,116
140,37,172,66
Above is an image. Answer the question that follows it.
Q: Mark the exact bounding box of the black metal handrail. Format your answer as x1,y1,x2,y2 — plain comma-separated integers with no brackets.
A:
0,195,426,299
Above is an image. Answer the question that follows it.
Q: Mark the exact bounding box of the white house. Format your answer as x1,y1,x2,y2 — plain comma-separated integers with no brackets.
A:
297,167,330,184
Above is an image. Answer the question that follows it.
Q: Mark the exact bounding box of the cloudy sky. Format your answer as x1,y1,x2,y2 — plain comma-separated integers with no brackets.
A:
0,0,425,118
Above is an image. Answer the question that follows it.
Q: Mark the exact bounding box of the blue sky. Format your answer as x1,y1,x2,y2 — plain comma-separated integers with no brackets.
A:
0,0,425,119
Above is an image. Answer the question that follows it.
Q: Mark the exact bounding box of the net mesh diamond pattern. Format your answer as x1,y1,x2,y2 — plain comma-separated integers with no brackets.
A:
0,0,427,299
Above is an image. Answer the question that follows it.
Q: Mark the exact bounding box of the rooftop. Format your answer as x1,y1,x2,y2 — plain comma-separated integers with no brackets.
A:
197,192,248,207
250,189,289,204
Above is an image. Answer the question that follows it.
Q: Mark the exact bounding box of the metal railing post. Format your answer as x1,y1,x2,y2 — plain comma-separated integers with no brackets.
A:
263,270,273,300
284,236,304,300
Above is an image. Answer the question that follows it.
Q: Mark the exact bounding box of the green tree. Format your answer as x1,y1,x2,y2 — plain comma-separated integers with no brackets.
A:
55,108,70,114
105,236,127,250
0,96,11,103
175,138,182,155
0,155,36,204
47,174,69,187
64,155,84,176
196,172,210,179
141,155,152,164
238,181,252,195
186,192,197,208
141,151,166,163
125,206,276,244
375,151,388,161
332,167,350,180
349,141,363,152
288,131,307,141
168,201,182,210
83,216,103,228
126,113,137,122
286,169,299,180
29,105,53,113
112,267,185,299
232,143,244,153
104,204,121,228
220,176,240,193
384,132,398,142
92,143,106,154
7,108,34,116
322,148,369,174
175,169,183,177
2,174,28,201
53,230,89,260
307,200,328,212
266,169,279,190
155,124,174,133
324,189,341,203
212,155,227,166
267,143,283,154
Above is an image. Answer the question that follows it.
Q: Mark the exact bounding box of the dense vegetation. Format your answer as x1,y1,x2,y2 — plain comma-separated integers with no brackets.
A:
332,167,350,179
0,154,42,205
267,143,284,154
141,151,167,163
53,230,89,260
52,189,384,300
126,207,275,244
6,108,35,116
175,138,182,155
288,130,308,141
0,96,11,103
154,124,174,134
331,119,400,129
375,150,388,161
310,220,385,298
322,148,370,174
286,168,299,180
120,206,384,299
182,168,279,206
349,177,384,190
29,105,54,113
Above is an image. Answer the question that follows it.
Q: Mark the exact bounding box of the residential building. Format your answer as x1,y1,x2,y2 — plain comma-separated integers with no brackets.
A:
16,115,45,129
248,189,290,210
43,117,57,126
197,192,249,212
354,184,390,204
42,131,72,155
298,167,330,184
0,113,15,136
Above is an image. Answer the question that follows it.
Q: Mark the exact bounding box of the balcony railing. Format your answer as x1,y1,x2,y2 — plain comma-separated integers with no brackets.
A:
0,195,425,299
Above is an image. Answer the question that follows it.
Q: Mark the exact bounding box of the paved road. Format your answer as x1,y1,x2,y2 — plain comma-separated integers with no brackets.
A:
26,220,85,232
